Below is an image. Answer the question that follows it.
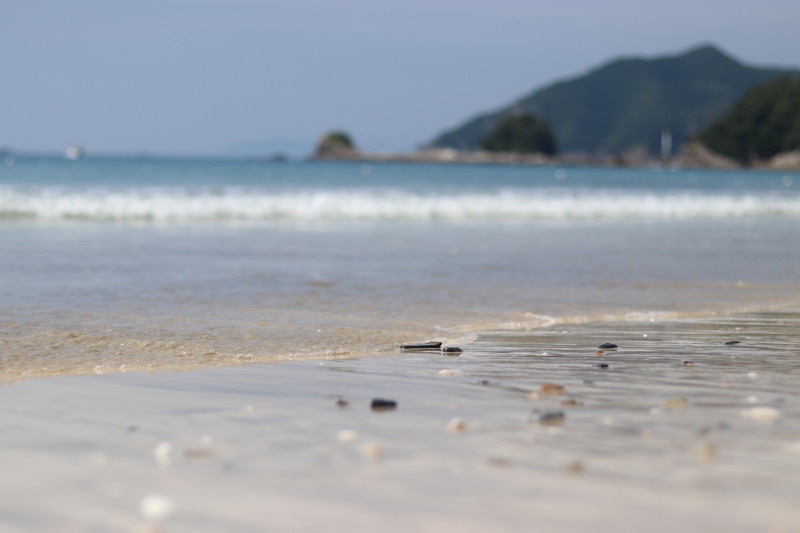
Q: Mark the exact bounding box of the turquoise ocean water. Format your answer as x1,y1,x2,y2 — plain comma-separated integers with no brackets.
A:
2,156,800,380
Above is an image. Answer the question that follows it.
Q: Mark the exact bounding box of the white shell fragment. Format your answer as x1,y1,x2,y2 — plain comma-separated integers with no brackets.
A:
444,417,468,432
153,442,174,466
139,494,175,521
438,369,462,376
336,430,359,443
740,407,781,423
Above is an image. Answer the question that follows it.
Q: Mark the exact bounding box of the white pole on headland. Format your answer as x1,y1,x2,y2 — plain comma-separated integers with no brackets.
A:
661,130,672,169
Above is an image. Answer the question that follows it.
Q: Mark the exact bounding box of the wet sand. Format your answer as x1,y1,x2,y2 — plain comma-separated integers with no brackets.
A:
1,310,799,532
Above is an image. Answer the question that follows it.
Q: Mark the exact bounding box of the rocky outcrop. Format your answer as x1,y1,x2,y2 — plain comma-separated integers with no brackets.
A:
769,150,800,169
313,131,361,160
675,141,739,169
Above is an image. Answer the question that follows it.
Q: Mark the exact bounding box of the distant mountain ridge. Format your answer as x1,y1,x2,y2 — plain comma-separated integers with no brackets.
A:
430,45,800,156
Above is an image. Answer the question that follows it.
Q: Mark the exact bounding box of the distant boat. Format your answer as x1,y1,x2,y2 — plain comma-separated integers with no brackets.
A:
65,143,85,160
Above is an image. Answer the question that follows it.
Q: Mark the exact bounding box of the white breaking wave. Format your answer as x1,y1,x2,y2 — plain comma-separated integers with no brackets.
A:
1,186,799,221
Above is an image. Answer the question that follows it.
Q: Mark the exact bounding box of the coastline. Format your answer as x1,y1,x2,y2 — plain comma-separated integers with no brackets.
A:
2,309,799,532
312,144,800,170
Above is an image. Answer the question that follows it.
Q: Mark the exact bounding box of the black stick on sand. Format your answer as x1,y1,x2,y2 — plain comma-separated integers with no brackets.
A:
400,341,442,352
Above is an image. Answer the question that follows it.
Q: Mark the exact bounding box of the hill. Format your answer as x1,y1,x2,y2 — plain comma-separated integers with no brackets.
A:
700,76,800,165
430,45,800,156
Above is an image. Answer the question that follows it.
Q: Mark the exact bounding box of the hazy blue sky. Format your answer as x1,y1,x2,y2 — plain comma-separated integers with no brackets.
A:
4,0,799,157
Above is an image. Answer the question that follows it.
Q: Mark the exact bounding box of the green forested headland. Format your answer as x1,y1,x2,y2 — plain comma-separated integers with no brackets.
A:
431,45,799,156
700,77,800,165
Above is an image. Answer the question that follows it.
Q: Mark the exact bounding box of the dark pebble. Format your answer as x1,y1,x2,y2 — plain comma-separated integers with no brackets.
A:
724,340,741,346
336,398,349,408
593,363,609,369
400,341,442,351
536,410,566,426
477,380,491,386
597,343,618,349
683,361,695,367
442,346,462,354
371,398,398,411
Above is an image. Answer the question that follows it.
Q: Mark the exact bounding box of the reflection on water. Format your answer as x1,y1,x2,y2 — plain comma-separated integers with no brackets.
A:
468,311,800,482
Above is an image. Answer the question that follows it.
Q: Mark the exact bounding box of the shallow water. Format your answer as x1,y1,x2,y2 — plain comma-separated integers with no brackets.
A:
1,157,800,381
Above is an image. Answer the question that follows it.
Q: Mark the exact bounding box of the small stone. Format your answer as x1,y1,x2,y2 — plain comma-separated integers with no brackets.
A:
740,406,780,422
561,398,582,407
438,369,461,376
487,457,510,468
336,398,349,408
539,383,566,395
139,494,175,521
693,442,716,462
528,392,539,400
683,361,695,366
724,340,741,346
597,343,618,349
442,346,462,355
593,363,609,369
477,380,490,386
444,417,468,432
371,398,397,411
535,410,565,426
594,349,604,355
361,443,383,460
400,341,442,351
183,448,216,460
663,396,688,409
564,460,585,475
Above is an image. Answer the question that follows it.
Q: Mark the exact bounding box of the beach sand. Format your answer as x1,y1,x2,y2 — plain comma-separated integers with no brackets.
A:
1,310,799,532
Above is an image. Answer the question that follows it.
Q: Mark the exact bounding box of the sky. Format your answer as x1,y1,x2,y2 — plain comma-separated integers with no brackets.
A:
3,0,800,158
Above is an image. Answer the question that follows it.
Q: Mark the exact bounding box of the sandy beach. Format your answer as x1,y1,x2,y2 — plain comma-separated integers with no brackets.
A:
2,310,799,532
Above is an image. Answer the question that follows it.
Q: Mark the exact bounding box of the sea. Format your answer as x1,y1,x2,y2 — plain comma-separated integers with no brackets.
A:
1,155,800,382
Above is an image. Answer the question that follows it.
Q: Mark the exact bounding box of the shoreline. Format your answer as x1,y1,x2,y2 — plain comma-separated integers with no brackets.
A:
4,299,798,387
2,309,799,532
312,145,800,170
7,146,799,170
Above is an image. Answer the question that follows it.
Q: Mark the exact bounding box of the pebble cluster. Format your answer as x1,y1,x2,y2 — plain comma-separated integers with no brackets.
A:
118,328,786,531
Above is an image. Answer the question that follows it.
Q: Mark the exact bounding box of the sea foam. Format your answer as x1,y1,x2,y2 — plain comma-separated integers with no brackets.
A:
1,185,799,221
